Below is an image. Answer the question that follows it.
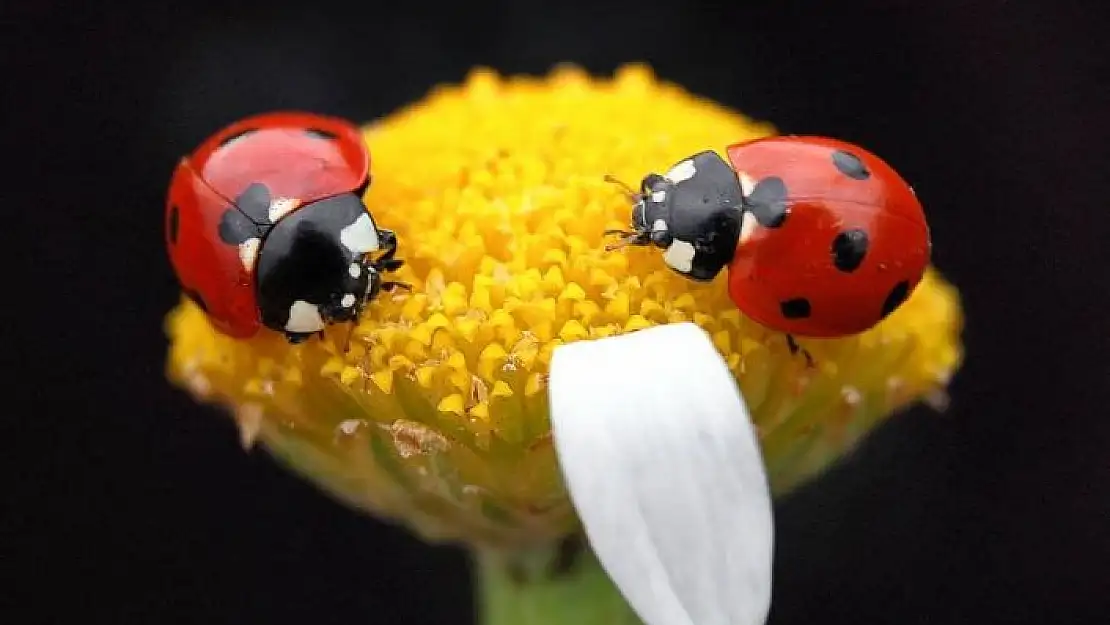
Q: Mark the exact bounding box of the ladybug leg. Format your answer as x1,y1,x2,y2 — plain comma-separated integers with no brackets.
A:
604,231,650,251
371,254,406,278
380,280,413,293
786,334,816,368
340,322,359,356
376,258,405,273
284,330,317,344
604,219,653,250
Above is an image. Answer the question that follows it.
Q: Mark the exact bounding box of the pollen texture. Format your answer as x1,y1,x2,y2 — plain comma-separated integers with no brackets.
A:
165,64,964,549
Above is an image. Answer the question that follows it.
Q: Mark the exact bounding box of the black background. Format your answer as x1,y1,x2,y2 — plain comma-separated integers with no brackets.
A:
12,1,1109,623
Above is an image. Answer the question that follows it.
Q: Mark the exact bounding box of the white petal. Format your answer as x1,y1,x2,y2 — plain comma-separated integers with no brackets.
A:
548,322,773,625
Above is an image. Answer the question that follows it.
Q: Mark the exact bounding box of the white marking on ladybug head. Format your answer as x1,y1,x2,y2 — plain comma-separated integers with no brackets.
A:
665,159,697,183
348,263,361,279
737,171,756,196
663,239,696,273
340,213,380,254
738,211,759,246
340,293,356,308
651,189,666,202
652,219,668,232
285,300,325,333
238,237,261,272
268,197,300,223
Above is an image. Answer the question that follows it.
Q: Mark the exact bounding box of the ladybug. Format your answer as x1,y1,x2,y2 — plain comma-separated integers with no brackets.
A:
166,111,407,344
605,135,930,360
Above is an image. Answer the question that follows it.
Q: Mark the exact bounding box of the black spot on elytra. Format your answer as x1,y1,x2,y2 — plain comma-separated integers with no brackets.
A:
234,183,273,224
746,176,788,227
168,204,180,244
218,128,257,148
880,280,911,319
218,208,261,245
184,288,209,312
780,297,812,319
831,150,870,180
304,127,338,140
831,228,869,272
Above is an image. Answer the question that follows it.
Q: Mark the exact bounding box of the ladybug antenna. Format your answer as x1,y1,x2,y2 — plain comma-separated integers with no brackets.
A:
603,174,642,202
785,334,816,369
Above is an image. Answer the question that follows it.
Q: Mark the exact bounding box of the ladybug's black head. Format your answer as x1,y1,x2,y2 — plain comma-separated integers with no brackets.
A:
604,151,746,282
253,192,406,343
604,185,672,251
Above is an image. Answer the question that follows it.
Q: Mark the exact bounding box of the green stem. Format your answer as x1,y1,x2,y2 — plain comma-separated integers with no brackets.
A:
475,536,643,625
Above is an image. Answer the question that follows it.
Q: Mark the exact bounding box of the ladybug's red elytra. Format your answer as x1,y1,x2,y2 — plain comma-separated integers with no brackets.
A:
166,111,407,343
605,135,930,360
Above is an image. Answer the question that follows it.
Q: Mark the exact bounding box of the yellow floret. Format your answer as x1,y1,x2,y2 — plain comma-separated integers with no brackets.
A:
165,64,963,549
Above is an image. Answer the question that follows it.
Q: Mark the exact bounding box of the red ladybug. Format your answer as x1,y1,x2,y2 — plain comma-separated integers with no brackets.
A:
605,135,930,356
166,111,407,343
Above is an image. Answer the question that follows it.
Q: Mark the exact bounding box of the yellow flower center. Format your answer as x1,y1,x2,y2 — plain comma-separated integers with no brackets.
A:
165,64,963,549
